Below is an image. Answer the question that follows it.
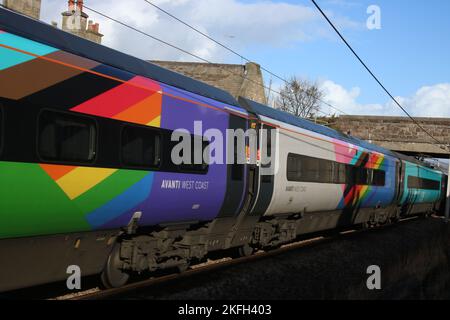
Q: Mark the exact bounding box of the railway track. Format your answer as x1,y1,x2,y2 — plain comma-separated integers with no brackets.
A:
0,215,420,300
58,218,423,300
60,236,330,300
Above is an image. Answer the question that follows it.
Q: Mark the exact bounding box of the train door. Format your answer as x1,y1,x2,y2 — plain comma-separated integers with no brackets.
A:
249,123,276,217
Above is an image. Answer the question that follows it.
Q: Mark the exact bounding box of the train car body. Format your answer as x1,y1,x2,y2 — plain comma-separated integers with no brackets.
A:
0,8,446,292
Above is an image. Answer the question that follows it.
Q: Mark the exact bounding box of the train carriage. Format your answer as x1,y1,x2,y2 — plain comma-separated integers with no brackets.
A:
0,8,446,292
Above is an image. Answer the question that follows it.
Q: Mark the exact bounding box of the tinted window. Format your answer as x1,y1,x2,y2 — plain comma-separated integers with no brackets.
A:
407,176,440,190
372,170,386,187
178,136,209,174
334,162,347,184
355,167,368,185
122,125,161,169
287,153,385,186
287,153,332,183
38,111,96,163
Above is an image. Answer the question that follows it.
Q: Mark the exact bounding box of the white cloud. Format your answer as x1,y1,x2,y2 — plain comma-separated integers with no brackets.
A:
319,80,385,115
398,83,450,117
39,0,359,62
319,81,450,118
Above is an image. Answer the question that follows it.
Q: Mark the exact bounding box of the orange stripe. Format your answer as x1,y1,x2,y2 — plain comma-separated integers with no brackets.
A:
113,93,162,125
39,164,77,181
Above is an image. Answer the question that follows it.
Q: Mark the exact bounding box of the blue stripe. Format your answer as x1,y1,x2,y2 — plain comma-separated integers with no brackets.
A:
0,32,57,70
86,173,154,228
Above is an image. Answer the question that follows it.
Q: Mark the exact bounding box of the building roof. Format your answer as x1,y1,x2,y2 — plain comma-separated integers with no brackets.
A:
0,7,239,107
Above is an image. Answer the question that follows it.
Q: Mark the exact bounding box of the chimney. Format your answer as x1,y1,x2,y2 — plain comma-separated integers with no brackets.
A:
77,0,84,12
94,23,100,33
68,0,75,12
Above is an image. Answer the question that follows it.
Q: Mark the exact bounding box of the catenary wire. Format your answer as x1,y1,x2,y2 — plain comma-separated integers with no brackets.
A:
310,0,446,149
142,0,348,116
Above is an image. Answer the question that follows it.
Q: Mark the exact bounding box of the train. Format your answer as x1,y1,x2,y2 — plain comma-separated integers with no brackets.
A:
0,7,447,292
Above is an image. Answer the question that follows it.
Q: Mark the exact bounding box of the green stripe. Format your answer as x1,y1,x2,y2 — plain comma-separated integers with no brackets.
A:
73,169,149,216
0,162,89,239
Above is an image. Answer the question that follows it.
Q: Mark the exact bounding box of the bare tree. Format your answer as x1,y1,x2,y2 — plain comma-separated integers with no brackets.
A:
275,77,323,118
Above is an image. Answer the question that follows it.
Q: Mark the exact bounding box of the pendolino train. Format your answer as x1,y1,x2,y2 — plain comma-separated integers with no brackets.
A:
0,8,447,292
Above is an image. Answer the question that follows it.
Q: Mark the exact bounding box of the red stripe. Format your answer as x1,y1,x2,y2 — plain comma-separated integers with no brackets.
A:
344,186,355,206
71,76,158,117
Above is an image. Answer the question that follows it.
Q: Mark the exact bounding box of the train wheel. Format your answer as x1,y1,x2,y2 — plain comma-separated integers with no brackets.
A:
101,244,130,289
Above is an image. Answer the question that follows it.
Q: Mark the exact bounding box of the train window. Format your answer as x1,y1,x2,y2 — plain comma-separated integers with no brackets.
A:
287,153,302,181
355,167,368,185
372,170,386,187
407,176,440,190
121,125,161,169
334,162,347,184
178,136,209,174
319,159,334,183
287,153,386,186
302,156,321,182
287,153,333,183
38,110,96,163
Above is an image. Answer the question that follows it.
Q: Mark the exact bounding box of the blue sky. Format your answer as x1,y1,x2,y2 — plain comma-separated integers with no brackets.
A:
247,0,450,106
39,0,450,117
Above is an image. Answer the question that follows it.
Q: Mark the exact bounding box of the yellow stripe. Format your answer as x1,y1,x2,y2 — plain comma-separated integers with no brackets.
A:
147,115,161,127
56,167,118,200
375,155,384,168
353,186,369,205
360,185,369,199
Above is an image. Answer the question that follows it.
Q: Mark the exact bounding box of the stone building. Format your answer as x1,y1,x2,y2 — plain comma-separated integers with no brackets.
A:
3,0,41,19
3,0,103,44
61,0,103,44
151,61,268,105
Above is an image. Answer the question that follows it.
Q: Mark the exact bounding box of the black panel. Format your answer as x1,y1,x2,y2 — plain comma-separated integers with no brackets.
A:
20,72,121,110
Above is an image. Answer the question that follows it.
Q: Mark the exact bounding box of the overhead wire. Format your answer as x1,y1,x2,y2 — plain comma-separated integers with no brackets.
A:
310,0,447,149
142,0,348,116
